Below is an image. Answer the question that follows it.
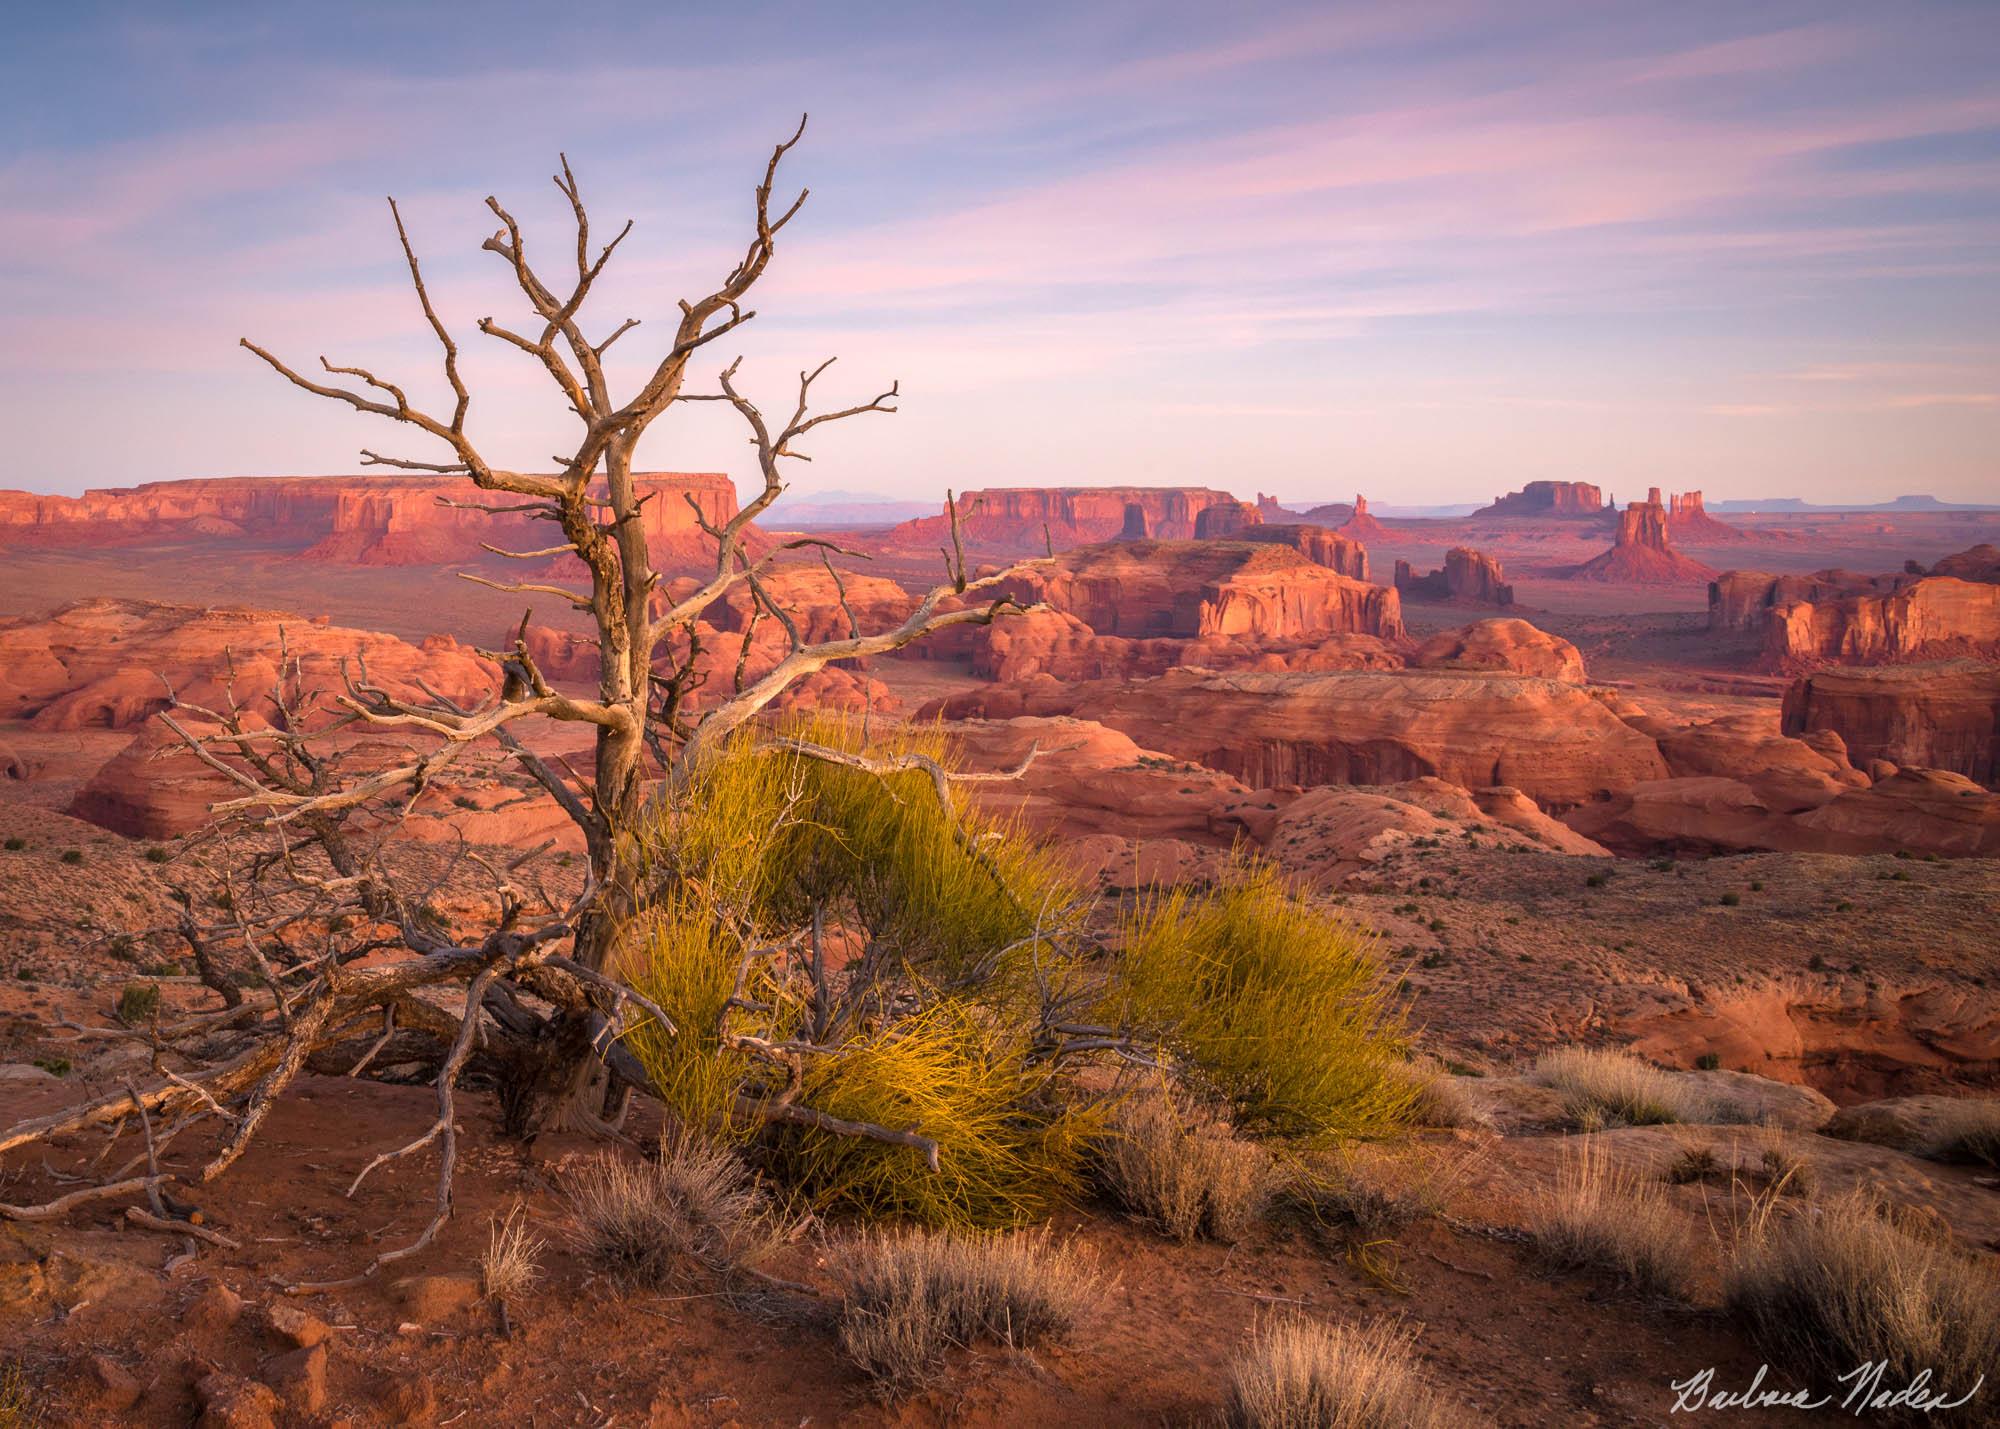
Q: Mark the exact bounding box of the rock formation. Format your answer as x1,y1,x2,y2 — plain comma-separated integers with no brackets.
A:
1665,490,1745,543
933,666,1670,811
984,539,1403,643
1782,662,2000,785
0,473,742,570
1412,619,1585,682
1566,493,1718,584
882,487,1240,553
1712,547,2000,667
1473,481,1604,519
1334,494,1389,543
1238,524,1368,579
1192,501,1262,538
1763,576,2000,668
1394,547,1514,606
1708,569,1893,633
0,599,495,732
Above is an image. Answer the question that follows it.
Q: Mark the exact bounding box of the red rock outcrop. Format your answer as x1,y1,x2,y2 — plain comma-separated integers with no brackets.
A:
1394,547,1514,606
0,473,742,570
302,473,739,567
1708,569,1894,633
1192,501,1263,538
882,487,1240,554
1923,544,2000,583
1565,767,2000,858
1763,577,2000,669
1334,494,1390,543
940,717,1610,890
986,539,1403,642
0,599,495,732
708,565,918,646
1566,495,1718,584
1239,525,1368,579
1782,662,2000,785
1473,481,1604,519
1412,619,1585,683
936,667,1670,811
1666,490,1745,544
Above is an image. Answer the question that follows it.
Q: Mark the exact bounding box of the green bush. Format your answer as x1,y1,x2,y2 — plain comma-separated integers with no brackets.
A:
116,982,161,1025
1111,861,1413,1142
2,837,25,852
59,849,83,866
627,721,1097,1229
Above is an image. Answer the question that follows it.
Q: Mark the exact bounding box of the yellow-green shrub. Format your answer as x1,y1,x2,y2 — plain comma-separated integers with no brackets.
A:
1113,862,1412,1142
626,719,1097,1227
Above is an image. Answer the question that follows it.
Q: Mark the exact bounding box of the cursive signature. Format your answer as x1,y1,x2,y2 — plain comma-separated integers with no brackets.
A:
1670,1363,1986,1416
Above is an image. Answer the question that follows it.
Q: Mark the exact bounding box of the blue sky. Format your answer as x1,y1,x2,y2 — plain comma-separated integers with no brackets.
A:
2,0,1996,505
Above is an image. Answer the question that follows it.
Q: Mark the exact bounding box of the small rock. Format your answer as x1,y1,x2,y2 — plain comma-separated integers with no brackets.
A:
87,1353,144,1411
261,1300,330,1348
389,1271,481,1323
195,1372,279,1429
185,1282,246,1338
0,1064,60,1087
260,1343,327,1414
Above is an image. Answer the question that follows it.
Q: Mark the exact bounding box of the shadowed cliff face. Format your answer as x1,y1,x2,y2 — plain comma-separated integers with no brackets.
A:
1783,662,2000,785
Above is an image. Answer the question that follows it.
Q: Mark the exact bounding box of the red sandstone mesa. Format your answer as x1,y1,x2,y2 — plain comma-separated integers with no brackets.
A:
1782,661,2000,785
0,472,743,570
1473,479,1604,519
1394,547,1515,607
1566,491,1718,584
1191,500,1262,538
882,486,1240,553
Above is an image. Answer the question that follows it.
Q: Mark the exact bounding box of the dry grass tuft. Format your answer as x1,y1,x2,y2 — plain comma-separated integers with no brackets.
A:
1402,1058,1483,1130
1532,1140,1700,1301
1095,1084,1271,1243
1534,1046,1701,1128
1924,1098,2000,1169
835,1227,1100,1396
480,1201,545,1301
1666,1143,1722,1185
1728,1192,1999,1411
564,1136,777,1289
1285,1144,1474,1245
1223,1315,1470,1429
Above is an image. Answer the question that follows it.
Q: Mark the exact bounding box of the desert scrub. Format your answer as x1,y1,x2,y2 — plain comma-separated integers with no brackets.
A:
1401,1056,1481,1129
1223,1315,1469,1429
1112,861,1413,1142
835,1227,1098,1396
1532,1140,1700,1300
115,982,161,1026
480,1202,545,1300
562,1137,778,1289
1534,1046,1703,1128
1093,1082,1271,1242
1727,1192,1999,1411
625,722,1100,1228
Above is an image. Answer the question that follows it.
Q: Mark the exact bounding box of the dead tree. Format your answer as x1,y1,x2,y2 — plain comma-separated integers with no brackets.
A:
0,120,1056,1281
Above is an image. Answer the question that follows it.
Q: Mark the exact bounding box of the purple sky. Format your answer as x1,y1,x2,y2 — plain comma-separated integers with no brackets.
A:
3,1,1996,506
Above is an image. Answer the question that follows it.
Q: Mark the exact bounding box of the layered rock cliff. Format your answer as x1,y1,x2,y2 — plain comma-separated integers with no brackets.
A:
0,473,743,569
1764,577,2000,668
1782,662,2000,785
1394,547,1514,606
1666,490,1745,544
